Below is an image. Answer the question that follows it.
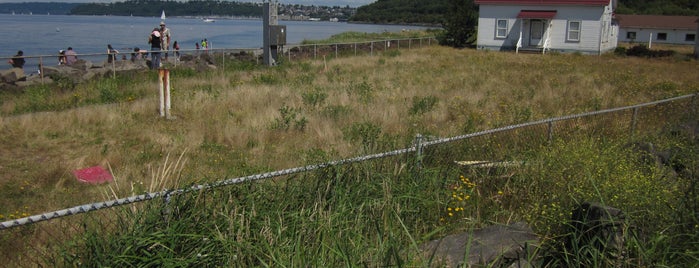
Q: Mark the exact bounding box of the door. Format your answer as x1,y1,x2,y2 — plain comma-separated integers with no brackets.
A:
529,19,544,47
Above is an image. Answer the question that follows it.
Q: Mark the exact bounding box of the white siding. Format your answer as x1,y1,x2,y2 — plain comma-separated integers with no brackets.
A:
619,28,697,45
695,23,699,58
477,1,617,54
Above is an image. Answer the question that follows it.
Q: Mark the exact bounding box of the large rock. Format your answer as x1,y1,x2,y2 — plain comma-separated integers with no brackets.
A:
1,68,26,83
568,202,626,262
420,222,540,267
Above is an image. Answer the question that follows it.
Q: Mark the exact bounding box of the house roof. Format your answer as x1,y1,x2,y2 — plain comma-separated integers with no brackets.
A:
518,10,557,19
616,14,699,30
474,0,610,6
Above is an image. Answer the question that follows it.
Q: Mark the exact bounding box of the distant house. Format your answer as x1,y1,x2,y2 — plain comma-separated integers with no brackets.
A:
474,0,618,55
695,19,699,58
616,14,698,46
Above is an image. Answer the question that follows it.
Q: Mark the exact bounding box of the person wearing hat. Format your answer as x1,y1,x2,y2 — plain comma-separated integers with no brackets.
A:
159,21,171,60
58,50,67,65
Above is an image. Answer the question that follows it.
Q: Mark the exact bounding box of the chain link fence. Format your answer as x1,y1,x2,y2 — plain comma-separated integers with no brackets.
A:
0,93,696,266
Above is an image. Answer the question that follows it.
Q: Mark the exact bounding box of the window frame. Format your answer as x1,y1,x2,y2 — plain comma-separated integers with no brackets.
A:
685,34,696,42
626,31,636,40
495,19,508,39
656,32,667,41
567,20,581,42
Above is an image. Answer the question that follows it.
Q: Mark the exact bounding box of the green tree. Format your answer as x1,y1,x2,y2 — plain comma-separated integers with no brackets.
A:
437,0,477,48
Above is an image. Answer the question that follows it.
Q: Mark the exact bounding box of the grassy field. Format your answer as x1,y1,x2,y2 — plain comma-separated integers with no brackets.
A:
0,37,698,266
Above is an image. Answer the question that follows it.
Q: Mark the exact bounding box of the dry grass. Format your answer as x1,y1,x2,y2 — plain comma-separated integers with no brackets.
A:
0,44,698,218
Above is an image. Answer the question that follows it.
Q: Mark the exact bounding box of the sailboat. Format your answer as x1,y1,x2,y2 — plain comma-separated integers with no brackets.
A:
160,10,166,20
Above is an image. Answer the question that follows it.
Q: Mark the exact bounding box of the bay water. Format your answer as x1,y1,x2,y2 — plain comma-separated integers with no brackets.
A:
0,14,430,69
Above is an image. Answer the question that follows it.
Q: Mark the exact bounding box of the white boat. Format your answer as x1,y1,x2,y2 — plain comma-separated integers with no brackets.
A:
203,18,215,23
160,10,166,20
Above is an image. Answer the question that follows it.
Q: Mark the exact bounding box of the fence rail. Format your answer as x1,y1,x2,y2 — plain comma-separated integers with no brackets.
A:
1,93,696,231
0,37,437,73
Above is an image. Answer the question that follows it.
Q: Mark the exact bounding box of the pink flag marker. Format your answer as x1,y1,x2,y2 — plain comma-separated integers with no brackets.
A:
73,166,113,184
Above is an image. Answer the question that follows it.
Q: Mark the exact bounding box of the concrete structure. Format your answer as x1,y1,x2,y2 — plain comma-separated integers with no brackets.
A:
474,0,618,55
616,14,698,46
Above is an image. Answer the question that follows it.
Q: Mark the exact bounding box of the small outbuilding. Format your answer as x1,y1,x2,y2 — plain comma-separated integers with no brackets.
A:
616,14,698,46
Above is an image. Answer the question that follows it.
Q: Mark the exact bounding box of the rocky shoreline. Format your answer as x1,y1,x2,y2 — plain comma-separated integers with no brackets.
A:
0,50,259,92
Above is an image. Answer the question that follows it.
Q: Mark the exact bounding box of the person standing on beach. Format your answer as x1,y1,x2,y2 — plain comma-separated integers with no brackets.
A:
64,47,78,65
159,21,171,60
148,27,162,69
8,50,25,69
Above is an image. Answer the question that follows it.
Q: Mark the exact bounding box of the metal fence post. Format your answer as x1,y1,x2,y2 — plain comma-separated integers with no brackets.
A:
314,44,317,59
415,134,424,169
630,107,639,137
547,121,554,143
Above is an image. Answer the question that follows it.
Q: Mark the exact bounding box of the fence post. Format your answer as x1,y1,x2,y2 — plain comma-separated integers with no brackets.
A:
354,43,357,56
630,107,639,137
314,44,317,59
371,42,374,56
547,121,554,143
415,134,424,169
335,44,338,58
111,56,116,78
158,68,172,119
39,56,44,84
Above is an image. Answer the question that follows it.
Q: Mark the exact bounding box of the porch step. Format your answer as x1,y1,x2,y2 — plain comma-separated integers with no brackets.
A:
517,47,544,54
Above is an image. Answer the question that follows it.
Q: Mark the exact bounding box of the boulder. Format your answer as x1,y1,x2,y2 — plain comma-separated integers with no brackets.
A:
1,68,26,83
568,202,626,262
419,222,540,267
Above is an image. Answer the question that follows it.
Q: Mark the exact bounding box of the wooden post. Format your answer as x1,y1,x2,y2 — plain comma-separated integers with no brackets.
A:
158,68,171,119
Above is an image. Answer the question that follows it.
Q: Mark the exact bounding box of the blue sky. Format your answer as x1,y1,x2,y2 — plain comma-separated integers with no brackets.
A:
0,0,376,7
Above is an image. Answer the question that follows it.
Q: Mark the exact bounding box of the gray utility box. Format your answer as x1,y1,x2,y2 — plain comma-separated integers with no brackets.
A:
269,25,287,46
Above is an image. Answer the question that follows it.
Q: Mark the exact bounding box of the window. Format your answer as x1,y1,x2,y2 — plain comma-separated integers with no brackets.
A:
626,31,636,40
567,21,581,42
496,19,508,38
656,33,667,41
686,34,696,42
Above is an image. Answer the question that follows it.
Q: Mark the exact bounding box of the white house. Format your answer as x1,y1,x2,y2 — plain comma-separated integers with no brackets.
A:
474,0,618,55
695,19,699,58
616,14,698,46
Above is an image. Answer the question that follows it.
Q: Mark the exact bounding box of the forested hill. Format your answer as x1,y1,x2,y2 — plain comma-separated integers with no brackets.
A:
0,2,79,15
350,0,447,25
68,0,261,17
349,0,699,25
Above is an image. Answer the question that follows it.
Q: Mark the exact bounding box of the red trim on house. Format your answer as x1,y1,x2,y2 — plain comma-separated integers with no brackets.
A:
474,0,609,6
616,14,699,30
517,10,557,19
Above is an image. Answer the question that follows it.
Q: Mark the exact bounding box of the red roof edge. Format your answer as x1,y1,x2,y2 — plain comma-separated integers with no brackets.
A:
518,10,557,19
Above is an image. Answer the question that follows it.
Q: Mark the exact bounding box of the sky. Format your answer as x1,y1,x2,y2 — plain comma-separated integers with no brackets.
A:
0,0,377,8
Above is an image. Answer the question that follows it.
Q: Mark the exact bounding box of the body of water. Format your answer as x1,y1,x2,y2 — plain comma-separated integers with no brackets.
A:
0,14,429,66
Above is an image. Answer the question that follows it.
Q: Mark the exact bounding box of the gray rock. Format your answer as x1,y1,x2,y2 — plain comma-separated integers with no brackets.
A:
1,68,26,83
420,222,540,267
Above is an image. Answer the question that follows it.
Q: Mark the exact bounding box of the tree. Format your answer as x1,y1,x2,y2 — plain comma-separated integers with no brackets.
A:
437,0,477,48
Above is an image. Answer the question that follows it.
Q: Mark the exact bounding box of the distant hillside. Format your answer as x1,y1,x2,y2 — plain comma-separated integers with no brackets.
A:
350,0,699,25
69,0,262,17
0,2,79,15
350,0,448,25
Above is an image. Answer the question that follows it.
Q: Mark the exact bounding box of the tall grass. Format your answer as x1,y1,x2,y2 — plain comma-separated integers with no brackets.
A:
0,40,697,266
